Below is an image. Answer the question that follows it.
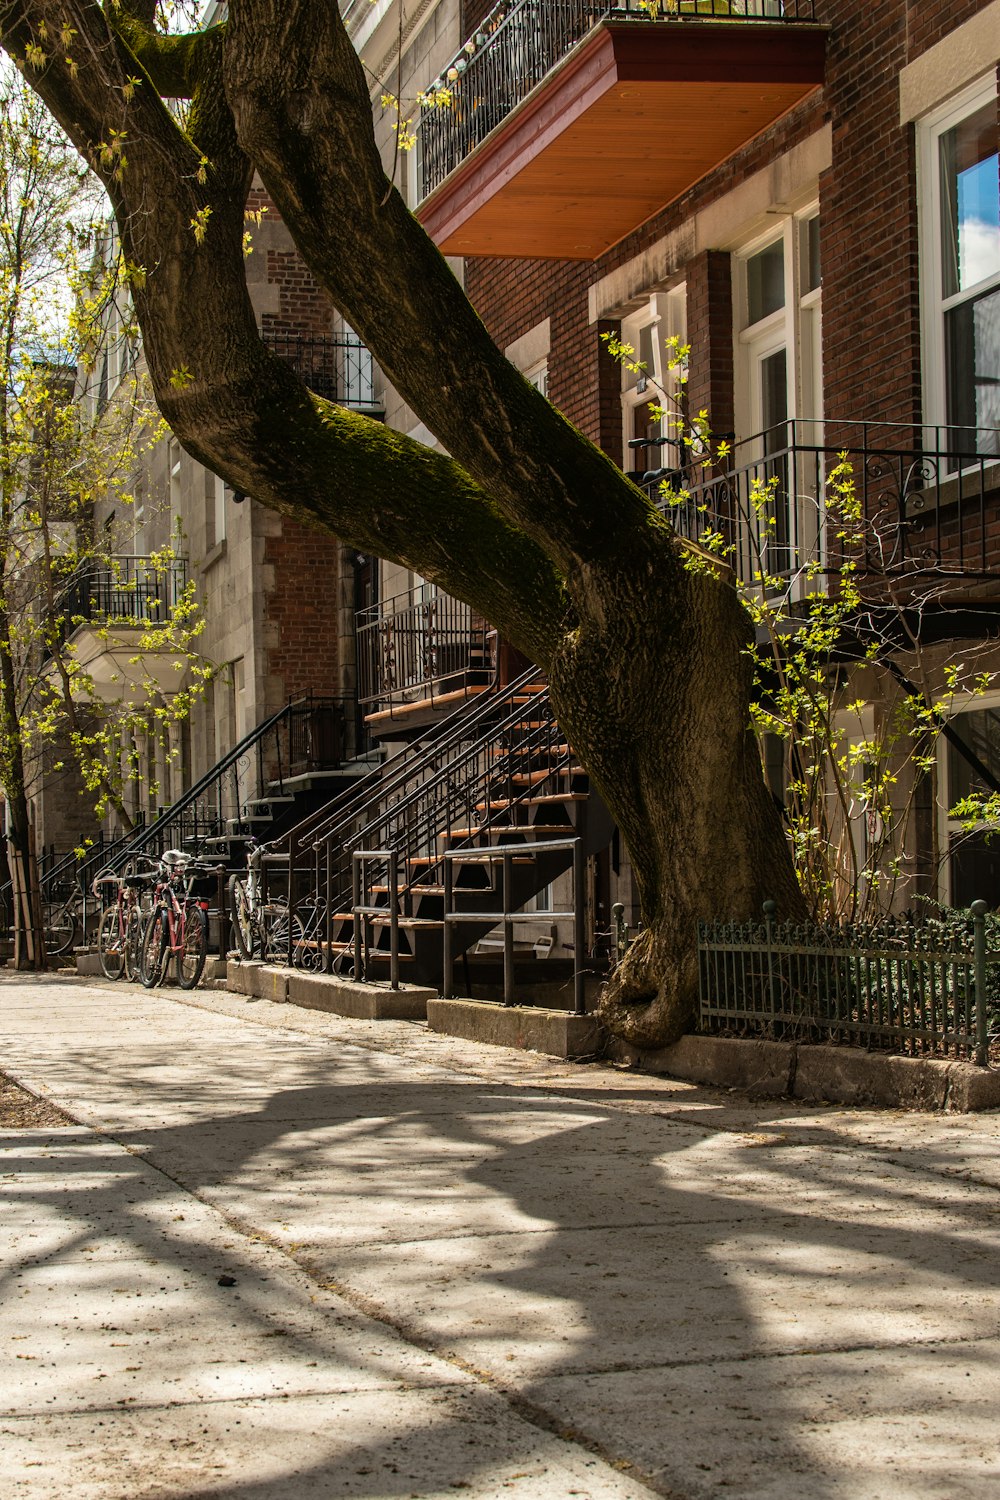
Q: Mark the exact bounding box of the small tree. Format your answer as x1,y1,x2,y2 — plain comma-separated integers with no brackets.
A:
0,73,209,966
607,328,997,925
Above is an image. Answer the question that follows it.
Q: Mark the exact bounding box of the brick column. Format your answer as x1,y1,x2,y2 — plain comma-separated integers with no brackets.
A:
686,250,734,443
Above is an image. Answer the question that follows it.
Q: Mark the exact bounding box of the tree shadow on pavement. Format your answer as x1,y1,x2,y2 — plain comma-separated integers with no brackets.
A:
4,1028,1000,1498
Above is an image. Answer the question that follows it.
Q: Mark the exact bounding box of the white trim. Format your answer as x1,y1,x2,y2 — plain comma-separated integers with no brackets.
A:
937,688,1000,905
916,75,1000,436
900,3,1000,126
505,319,551,373
588,127,831,325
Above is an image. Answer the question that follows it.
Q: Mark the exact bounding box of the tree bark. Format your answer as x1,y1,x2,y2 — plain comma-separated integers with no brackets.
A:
0,0,806,1041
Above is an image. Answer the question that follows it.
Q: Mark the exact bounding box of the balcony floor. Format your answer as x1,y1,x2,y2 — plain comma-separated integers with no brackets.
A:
417,21,826,261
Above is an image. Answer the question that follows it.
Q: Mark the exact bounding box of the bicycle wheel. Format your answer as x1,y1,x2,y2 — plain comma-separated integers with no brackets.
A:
262,903,304,963
97,906,126,981
44,900,78,958
228,874,256,961
123,903,146,982
176,904,208,990
140,909,169,989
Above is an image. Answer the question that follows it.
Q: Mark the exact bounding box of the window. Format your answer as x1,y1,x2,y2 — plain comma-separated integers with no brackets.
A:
204,468,227,551
524,361,549,399
942,704,1000,905
735,211,823,584
920,78,1000,460
620,289,687,480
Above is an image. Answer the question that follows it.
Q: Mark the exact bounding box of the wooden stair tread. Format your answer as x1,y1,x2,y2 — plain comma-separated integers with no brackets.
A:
476,794,587,810
441,825,575,840
364,683,491,726
368,915,444,929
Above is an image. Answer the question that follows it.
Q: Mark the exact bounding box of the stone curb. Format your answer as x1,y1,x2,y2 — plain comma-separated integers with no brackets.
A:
427,998,602,1059
609,1034,1000,1113
227,960,433,1019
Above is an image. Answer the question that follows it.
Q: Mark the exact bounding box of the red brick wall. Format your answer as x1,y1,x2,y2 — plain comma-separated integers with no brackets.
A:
462,0,997,445
249,184,344,700
262,250,335,337
263,519,343,701
686,251,734,444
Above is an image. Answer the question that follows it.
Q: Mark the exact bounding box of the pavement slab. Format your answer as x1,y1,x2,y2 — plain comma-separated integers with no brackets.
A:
4,972,1000,1497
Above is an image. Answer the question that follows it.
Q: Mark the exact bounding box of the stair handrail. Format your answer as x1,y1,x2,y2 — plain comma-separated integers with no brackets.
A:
344,687,577,975
92,697,309,877
275,665,545,860
0,821,144,910
344,682,562,863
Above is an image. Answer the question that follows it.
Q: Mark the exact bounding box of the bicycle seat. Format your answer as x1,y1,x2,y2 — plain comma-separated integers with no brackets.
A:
162,849,191,865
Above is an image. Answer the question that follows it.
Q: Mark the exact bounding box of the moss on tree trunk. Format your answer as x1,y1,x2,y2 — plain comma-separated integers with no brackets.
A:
0,0,806,1042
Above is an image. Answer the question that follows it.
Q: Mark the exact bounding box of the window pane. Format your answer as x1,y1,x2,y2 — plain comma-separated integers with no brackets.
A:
946,283,1000,452
940,102,1000,298
950,831,1000,908
802,216,821,293
948,708,1000,806
625,320,656,390
746,241,785,325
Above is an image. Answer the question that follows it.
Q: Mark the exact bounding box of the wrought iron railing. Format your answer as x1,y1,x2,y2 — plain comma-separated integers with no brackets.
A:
642,419,1000,588
262,330,383,413
259,668,577,973
699,899,999,1062
417,0,816,199
357,584,495,713
54,555,188,644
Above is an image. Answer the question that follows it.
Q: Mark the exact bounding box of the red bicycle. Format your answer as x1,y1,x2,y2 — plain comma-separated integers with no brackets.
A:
139,850,211,990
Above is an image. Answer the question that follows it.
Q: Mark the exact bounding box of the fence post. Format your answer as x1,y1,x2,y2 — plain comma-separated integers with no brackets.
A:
763,899,777,1023
503,849,514,1008
442,855,454,1000
389,851,400,992
573,837,586,1016
352,856,363,984
972,899,989,1067
215,865,228,959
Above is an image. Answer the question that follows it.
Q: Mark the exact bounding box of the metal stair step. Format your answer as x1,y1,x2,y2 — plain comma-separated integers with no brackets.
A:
441,825,574,841
368,916,444,930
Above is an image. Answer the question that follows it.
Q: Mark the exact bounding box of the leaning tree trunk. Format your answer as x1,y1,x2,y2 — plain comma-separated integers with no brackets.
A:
548,533,803,1046
0,0,807,1040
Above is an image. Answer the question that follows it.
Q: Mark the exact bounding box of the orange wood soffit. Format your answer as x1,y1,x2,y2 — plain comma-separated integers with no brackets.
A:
415,21,827,261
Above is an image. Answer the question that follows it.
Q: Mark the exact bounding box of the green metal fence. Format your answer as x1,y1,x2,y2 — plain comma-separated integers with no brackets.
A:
698,900,997,1064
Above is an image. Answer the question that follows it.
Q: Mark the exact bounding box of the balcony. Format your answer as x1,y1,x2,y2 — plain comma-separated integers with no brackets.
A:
644,421,1000,619
51,555,192,702
262,331,384,415
357,585,496,728
415,0,825,261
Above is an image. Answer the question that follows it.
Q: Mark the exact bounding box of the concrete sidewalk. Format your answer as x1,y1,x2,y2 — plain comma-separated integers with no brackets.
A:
3,974,1000,1499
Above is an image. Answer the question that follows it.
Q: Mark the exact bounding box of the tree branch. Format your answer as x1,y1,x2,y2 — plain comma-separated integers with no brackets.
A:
223,0,671,581
0,0,567,663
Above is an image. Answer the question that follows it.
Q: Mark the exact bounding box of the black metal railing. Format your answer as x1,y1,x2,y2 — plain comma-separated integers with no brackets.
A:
55,555,188,644
699,899,998,1063
643,419,1000,588
417,0,816,199
263,330,383,413
357,584,495,712
258,667,574,973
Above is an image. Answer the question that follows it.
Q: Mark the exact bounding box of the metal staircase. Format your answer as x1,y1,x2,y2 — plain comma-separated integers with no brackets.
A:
264,670,612,989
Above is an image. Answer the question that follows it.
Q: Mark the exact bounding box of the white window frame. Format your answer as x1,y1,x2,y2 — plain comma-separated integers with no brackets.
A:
734,210,824,595
619,288,687,470
735,208,822,443
917,74,1000,447
937,687,1000,906
523,360,549,399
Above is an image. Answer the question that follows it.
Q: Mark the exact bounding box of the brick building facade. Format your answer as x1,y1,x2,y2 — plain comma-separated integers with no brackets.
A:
356,0,1000,913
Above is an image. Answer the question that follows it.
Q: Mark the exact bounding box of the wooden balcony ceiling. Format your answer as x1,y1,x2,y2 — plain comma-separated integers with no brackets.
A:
417,21,826,261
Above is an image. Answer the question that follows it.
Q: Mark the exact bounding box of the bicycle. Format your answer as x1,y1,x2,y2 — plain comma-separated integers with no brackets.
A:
42,883,81,958
93,859,158,982
228,837,303,962
140,850,211,990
